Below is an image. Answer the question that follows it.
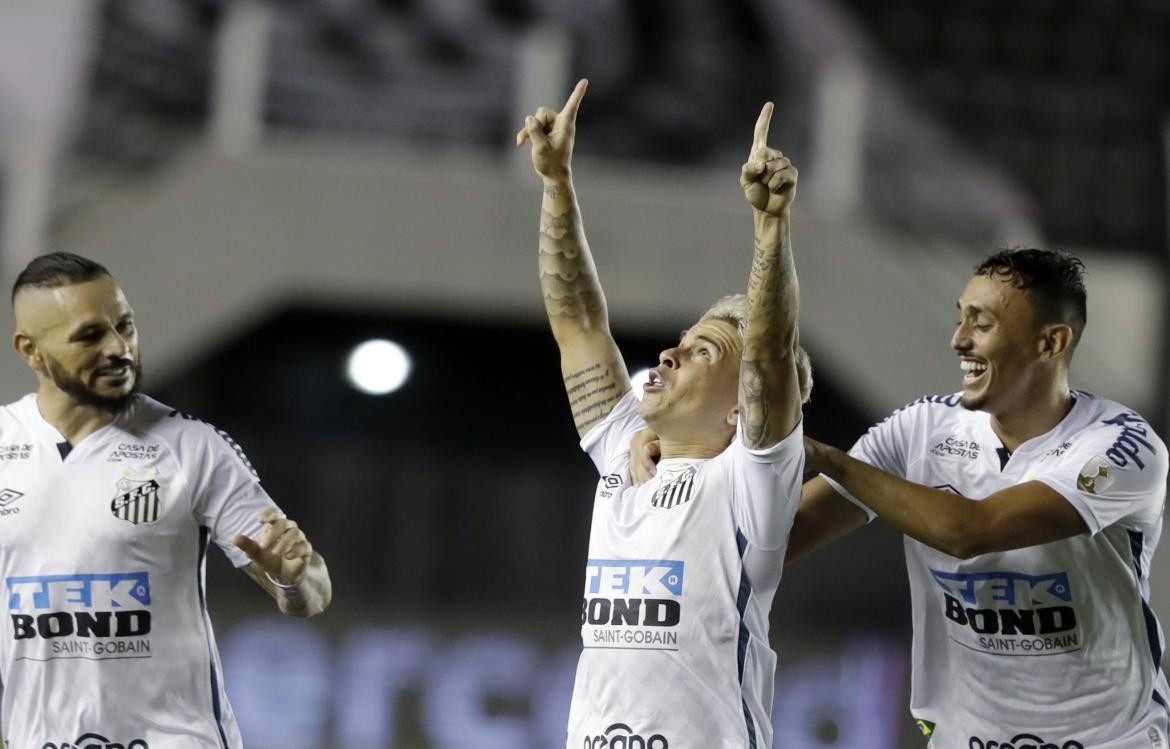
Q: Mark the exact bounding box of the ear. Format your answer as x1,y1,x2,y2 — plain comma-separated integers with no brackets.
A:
13,332,41,372
725,405,740,428
1037,324,1073,361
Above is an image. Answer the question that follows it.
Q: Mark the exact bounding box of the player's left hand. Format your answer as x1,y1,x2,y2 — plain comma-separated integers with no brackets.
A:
232,508,313,586
629,428,661,484
740,102,797,217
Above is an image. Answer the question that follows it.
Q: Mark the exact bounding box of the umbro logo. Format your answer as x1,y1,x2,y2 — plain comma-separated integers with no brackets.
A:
599,473,623,499
0,488,24,517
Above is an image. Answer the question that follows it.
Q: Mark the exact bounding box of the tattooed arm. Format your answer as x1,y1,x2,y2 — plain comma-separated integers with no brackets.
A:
517,80,631,437
738,103,803,448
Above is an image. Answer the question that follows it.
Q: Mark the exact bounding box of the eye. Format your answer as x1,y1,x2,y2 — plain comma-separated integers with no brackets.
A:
117,320,136,335
698,348,712,359
974,324,992,332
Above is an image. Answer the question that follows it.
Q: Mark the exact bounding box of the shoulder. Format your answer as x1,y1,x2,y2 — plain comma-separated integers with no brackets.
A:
872,392,968,430
1070,392,1165,471
126,396,259,477
0,393,38,435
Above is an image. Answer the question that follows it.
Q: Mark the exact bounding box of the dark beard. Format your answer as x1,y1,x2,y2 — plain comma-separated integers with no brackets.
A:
43,355,143,414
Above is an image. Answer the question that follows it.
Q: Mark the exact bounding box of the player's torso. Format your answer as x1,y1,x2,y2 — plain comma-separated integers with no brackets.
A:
0,403,213,747
901,399,1166,746
571,459,749,749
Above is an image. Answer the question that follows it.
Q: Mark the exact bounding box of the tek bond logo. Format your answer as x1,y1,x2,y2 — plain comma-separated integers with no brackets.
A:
583,560,683,649
931,570,1079,655
8,572,152,655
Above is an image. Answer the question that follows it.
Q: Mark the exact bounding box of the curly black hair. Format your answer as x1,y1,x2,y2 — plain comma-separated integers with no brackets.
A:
974,248,1087,350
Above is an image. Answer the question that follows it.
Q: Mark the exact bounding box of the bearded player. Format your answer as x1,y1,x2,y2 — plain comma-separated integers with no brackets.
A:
517,80,811,749
0,252,331,747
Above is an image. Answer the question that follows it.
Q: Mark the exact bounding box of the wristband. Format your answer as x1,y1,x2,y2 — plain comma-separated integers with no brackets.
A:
265,572,304,598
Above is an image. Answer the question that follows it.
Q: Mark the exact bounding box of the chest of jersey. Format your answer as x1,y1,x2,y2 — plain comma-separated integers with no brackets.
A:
0,438,190,575
910,423,1068,498
582,462,740,652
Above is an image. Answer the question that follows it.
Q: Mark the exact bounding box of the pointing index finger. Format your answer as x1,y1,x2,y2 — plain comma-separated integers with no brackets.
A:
753,102,774,152
560,78,588,120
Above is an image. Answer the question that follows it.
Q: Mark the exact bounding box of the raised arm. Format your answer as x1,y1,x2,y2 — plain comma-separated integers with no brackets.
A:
517,79,631,438
738,103,802,448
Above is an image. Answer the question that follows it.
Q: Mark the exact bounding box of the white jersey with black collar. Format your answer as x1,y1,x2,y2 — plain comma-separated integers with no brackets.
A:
566,390,804,749
831,391,1169,749
0,393,277,749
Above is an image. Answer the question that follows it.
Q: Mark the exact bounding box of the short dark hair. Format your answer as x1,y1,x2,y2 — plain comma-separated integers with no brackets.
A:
974,247,1087,351
11,252,111,304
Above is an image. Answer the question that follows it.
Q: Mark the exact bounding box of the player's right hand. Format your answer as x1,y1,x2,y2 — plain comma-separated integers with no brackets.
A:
515,78,588,181
629,428,661,484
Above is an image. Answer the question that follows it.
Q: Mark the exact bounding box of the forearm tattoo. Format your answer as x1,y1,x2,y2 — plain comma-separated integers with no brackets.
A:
740,223,798,447
564,362,621,433
538,182,605,323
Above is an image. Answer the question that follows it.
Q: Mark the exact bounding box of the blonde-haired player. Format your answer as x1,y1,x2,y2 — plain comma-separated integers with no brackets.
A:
518,80,808,749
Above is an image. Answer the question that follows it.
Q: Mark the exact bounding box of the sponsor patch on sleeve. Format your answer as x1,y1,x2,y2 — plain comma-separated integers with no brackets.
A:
1076,455,1114,495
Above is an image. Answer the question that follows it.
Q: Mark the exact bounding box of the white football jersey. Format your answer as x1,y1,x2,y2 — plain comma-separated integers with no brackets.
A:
567,391,804,749
0,393,277,748
831,391,1170,749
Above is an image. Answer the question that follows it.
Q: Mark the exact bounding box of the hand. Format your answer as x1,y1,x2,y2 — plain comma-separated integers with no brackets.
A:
629,428,661,484
232,507,313,586
740,102,798,216
515,79,588,181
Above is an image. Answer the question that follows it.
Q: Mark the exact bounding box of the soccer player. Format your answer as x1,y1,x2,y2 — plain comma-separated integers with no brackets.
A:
0,252,331,747
517,79,811,749
633,249,1169,747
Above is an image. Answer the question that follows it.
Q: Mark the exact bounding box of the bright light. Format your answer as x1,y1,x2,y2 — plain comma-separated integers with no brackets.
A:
630,368,651,399
345,339,412,395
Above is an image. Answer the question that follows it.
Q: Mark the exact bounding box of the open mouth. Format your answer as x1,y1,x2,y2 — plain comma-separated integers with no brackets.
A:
960,359,987,386
643,369,666,393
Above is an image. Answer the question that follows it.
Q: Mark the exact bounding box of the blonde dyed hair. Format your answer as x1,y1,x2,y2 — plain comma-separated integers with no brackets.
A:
699,293,813,404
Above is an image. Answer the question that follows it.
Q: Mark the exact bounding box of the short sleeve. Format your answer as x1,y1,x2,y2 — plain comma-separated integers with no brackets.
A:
579,389,647,477
178,423,281,567
1033,413,1168,535
710,419,805,596
822,404,917,522
721,418,806,552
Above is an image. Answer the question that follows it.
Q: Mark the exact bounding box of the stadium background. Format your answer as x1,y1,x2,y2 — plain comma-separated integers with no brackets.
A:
0,1,1168,746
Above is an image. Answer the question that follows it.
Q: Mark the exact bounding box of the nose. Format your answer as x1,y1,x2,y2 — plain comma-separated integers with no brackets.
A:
658,347,679,369
103,331,132,361
951,321,971,352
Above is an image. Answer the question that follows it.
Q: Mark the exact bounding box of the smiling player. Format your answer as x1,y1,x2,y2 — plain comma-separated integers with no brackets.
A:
517,80,810,748
0,252,331,747
796,249,1170,746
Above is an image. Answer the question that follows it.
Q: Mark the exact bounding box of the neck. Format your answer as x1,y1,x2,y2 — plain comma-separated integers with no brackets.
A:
35,386,119,445
988,379,1074,452
657,436,733,461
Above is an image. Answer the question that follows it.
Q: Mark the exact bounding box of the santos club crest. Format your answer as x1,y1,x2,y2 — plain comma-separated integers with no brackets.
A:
111,477,162,525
